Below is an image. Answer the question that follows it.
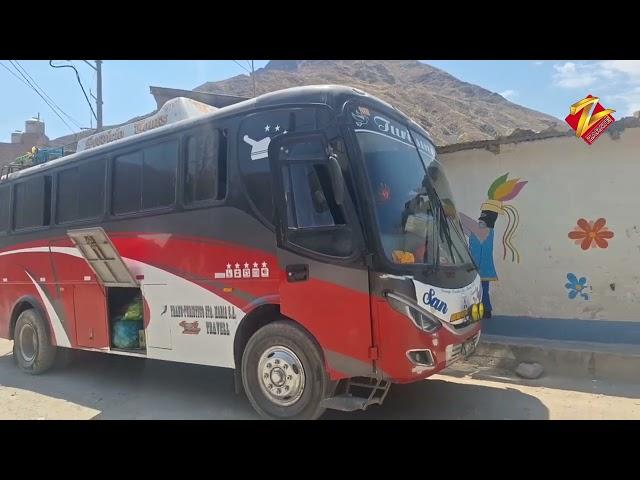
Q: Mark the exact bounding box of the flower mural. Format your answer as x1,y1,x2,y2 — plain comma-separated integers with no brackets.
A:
565,273,591,300
459,173,527,318
568,218,614,250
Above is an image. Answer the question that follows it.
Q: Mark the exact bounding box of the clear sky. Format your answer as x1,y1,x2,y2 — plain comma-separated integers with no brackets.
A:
1,60,638,143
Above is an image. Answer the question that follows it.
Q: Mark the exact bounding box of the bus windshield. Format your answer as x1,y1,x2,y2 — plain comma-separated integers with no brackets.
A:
350,105,473,267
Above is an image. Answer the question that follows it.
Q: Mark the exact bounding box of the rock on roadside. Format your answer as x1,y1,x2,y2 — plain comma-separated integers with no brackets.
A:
515,362,544,379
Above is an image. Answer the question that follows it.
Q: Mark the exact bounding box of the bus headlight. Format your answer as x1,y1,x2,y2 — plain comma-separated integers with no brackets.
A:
469,302,485,321
385,292,442,333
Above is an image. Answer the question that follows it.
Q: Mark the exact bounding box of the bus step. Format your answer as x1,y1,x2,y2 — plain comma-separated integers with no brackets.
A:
322,377,391,412
321,394,379,412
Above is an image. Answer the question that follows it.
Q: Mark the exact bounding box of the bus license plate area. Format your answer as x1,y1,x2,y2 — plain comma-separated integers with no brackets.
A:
461,338,476,358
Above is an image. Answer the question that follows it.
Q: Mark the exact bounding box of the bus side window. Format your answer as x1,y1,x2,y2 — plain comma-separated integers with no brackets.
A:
0,186,10,233
113,151,143,214
239,108,319,226
142,141,178,210
56,158,106,224
282,162,345,229
279,137,352,257
184,128,226,204
13,176,50,230
112,139,179,215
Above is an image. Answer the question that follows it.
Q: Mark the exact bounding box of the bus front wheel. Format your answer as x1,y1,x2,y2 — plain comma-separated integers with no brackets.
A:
13,309,57,375
241,320,331,420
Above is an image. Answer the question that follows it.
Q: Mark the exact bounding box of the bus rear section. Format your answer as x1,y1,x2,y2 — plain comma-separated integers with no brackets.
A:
0,86,485,420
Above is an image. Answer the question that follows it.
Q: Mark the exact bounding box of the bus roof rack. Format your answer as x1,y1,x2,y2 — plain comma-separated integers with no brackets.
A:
0,97,216,182
1,146,65,181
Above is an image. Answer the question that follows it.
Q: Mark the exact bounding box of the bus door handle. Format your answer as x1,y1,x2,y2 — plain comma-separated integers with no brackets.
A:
286,264,309,283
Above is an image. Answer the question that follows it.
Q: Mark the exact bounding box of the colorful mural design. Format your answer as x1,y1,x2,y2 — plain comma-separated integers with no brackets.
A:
459,173,527,318
568,218,614,250
565,273,591,300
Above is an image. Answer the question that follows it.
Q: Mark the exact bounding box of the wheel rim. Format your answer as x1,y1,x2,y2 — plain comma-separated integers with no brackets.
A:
19,324,38,363
257,345,306,407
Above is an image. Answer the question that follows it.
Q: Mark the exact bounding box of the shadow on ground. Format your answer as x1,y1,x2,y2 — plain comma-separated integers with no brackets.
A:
0,346,550,420
0,349,257,420
323,377,549,420
443,361,640,400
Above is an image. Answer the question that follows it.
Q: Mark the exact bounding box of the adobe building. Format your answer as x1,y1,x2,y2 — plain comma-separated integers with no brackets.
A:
437,116,640,345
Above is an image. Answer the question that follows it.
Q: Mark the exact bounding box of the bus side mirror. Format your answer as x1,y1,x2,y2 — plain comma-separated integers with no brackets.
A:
328,154,345,206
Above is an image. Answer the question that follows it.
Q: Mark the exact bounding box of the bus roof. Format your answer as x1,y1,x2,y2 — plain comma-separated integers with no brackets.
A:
75,97,218,153
3,85,435,182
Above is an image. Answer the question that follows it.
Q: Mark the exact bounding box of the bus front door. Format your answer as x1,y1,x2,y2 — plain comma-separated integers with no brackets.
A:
269,132,374,379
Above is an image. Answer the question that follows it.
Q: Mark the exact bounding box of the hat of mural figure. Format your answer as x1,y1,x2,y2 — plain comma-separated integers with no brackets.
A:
484,173,527,211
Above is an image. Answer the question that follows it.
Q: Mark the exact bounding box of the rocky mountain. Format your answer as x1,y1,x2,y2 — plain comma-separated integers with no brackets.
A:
196,60,568,146
49,60,568,151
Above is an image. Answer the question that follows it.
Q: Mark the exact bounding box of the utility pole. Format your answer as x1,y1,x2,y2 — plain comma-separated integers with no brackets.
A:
251,60,256,97
96,60,103,131
69,59,103,131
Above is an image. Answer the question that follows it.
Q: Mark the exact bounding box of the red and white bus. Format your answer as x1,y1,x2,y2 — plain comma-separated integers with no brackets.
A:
0,86,483,419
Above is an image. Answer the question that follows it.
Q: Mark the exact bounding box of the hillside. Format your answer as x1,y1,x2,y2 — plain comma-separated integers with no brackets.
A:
195,60,568,146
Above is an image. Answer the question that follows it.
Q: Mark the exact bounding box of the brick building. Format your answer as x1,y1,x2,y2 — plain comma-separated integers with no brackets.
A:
0,116,50,167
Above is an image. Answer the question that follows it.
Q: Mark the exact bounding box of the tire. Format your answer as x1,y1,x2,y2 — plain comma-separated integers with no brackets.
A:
241,320,331,420
13,309,57,375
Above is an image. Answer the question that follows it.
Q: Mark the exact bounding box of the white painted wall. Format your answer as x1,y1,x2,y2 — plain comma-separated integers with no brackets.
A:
438,126,640,321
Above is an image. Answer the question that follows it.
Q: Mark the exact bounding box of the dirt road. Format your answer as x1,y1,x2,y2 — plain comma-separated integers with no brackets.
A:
1,339,638,420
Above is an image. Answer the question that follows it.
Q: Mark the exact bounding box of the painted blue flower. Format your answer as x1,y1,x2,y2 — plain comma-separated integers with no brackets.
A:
565,273,589,300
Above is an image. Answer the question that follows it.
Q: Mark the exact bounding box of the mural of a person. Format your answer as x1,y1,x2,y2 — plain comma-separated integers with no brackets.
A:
459,173,527,318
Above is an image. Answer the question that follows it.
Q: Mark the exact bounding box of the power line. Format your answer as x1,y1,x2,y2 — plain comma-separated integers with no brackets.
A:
0,61,28,85
232,60,256,96
49,60,97,122
232,60,252,75
9,60,78,133
72,60,95,127
12,61,83,130
4,61,77,134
